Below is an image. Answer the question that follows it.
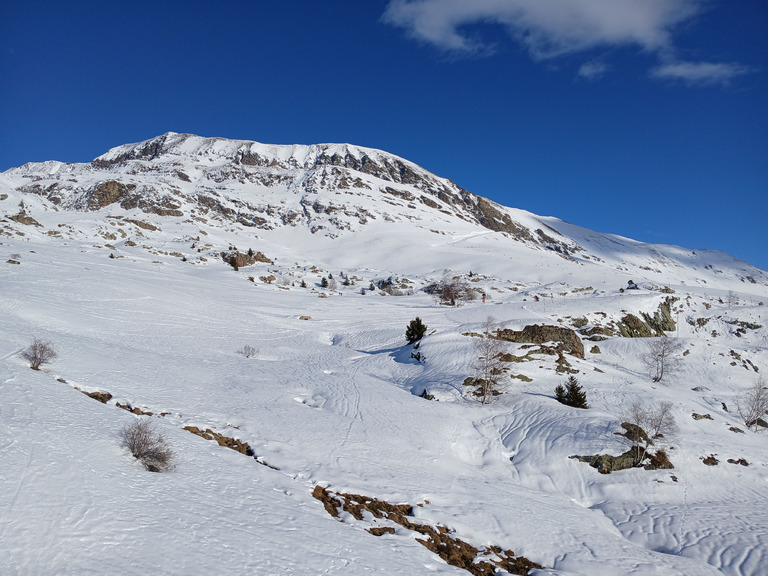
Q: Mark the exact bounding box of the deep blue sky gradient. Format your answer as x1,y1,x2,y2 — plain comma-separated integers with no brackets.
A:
2,1,766,269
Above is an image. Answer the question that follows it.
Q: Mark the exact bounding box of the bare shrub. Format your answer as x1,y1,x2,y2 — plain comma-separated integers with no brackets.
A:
470,316,507,404
119,419,175,472
22,337,58,370
641,337,684,383
381,285,413,296
426,270,477,306
619,398,679,466
237,345,258,358
737,376,768,432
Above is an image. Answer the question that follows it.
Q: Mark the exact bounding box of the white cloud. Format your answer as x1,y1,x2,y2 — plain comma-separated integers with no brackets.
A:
649,60,752,85
578,60,610,80
383,0,701,58
383,1,752,86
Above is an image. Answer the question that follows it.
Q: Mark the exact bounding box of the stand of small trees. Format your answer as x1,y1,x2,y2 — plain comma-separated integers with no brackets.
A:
469,317,506,404
321,276,337,291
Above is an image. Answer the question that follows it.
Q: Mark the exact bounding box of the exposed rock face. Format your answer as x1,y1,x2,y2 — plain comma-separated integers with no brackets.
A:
91,132,173,168
617,313,655,338
571,448,673,474
617,297,678,337
87,181,136,209
10,210,41,227
571,450,637,474
220,249,273,269
2,132,583,251
496,324,585,358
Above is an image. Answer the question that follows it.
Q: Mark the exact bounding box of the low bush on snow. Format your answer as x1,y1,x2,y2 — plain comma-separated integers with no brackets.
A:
119,419,176,472
22,337,58,370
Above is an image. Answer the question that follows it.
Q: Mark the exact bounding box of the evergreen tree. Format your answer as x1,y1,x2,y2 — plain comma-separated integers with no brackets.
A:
406,317,428,345
321,276,329,288
555,376,588,408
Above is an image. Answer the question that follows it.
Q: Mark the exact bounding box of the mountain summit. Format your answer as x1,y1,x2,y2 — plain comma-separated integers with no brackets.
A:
8,132,571,246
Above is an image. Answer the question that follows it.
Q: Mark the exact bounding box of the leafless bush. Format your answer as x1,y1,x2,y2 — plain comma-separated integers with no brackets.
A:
381,285,413,296
426,270,477,306
737,376,768,432
620,398,679,466
641,337,684,383
119,419,175,472
237,345,259,358
22,337,58,370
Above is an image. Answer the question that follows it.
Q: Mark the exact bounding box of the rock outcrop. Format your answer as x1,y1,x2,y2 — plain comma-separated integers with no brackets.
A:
496,324,585,358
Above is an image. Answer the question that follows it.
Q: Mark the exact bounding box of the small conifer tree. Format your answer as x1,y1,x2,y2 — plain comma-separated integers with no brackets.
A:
406,317,428,345
555,376,588,409
321,276,329,288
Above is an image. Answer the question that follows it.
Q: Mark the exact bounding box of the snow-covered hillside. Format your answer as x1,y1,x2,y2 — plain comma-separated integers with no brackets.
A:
1,134,767,576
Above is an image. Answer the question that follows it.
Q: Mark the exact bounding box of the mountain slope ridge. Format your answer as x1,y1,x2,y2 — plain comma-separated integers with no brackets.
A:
1,132,765,289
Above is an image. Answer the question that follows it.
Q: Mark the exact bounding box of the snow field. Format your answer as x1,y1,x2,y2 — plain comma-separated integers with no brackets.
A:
1,164,767,575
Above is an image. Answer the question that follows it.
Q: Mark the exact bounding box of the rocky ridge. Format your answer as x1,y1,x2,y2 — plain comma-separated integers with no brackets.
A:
2,132,766,290
5,132,575,251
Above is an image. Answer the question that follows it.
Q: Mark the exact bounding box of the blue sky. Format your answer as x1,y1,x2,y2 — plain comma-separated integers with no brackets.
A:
2,1,766,269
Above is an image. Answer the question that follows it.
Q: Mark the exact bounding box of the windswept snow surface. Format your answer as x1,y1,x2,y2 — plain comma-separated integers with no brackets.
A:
1,232,766,576
1,135,767,575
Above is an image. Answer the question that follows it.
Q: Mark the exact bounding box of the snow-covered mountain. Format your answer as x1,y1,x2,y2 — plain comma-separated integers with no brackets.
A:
2,132,764,288
1,134,767,576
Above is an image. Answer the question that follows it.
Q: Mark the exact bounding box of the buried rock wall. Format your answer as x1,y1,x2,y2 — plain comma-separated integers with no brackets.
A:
312,486,542,576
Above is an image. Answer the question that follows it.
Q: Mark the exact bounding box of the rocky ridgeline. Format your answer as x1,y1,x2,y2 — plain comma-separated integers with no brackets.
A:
5,132,578,251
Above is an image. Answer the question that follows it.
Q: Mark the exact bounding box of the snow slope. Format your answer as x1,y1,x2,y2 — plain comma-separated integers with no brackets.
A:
1,134,767,576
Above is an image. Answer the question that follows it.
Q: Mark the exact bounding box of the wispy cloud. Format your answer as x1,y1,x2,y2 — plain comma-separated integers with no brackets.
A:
382,0,700,58
383,0,748,86
650,60,752,86
578,60,610,80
